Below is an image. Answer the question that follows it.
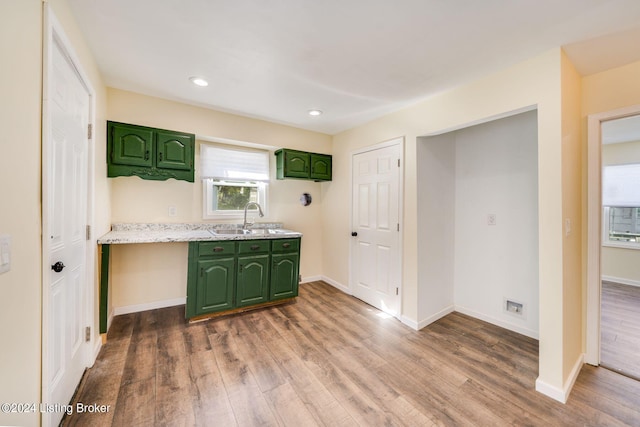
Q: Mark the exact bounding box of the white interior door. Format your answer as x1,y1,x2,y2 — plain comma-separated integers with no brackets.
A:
45,32,90,426
351,143,401,316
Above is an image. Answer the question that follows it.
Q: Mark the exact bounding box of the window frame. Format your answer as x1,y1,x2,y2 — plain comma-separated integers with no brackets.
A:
202,179,268,220
602,206,640,250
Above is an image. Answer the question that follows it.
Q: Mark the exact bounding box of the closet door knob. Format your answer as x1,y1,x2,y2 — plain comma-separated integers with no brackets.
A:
51,261,65,273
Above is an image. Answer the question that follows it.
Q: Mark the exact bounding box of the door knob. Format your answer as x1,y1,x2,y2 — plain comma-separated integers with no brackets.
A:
51,261,65,273
351,232,358,237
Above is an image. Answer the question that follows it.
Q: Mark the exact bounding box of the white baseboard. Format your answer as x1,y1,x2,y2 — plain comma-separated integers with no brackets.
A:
602,275,640,288
414,305,455,330
114,297,186,316
320,275,351,294
535,353,584,403
301,275,323,283
454,305,539,339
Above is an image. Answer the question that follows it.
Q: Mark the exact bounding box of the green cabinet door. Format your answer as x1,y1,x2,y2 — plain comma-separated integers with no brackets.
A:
236,254,270,307
156,130,193,171
270,253,300,300
310,153,332,181
109,122,153,167
276,149,310,179
196,257,235,314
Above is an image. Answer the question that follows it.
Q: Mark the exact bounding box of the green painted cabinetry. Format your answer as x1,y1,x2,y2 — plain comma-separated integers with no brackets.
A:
271,238,300,300
275,149,332,181
107,121,195,182
186,237,301,318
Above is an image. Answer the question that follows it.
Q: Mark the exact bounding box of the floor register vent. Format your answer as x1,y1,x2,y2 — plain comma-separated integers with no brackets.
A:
505,299,524,317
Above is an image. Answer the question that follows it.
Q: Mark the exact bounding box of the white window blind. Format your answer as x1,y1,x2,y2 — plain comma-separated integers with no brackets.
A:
603,163,640,207
200,143,269,181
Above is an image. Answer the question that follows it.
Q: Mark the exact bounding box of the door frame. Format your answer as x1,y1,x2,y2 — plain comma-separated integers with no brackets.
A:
41,5,96,419
349,137,405,319
585,103,640,365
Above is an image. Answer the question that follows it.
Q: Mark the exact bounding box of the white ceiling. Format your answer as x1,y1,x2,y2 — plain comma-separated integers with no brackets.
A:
68,0,640,135
602,114,640,144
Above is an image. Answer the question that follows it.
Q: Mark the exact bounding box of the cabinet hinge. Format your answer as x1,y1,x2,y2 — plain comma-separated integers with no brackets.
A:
86,225,91,240
396,287,399,296
85,326,91,342
88,123,93,140
397,158,400,167
397,223,400,232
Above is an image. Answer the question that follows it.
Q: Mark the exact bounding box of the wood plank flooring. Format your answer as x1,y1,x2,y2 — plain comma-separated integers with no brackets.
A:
63,281,640,426
601,281,640,381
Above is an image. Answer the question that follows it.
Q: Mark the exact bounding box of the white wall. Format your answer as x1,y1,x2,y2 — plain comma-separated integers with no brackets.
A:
453,111,539,338
416,133,456,325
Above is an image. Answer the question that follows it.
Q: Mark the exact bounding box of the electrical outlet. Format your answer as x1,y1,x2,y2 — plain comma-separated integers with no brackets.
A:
487,214,496,226
0,235,11,274
168,206,177,217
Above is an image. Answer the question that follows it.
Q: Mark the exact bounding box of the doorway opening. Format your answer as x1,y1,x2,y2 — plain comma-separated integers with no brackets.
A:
588,111,640,380
416,109,539,337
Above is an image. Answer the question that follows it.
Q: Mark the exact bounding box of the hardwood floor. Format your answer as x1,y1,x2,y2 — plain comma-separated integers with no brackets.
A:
601,280,640,381
63,281,640,426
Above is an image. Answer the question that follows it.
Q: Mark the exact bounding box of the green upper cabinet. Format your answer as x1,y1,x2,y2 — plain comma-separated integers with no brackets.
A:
107,121,195,182
275,148,332,181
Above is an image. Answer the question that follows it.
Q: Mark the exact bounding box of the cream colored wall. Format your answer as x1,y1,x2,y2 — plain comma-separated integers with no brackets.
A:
0,2,43,425
0,1,108,426
560,51,583,383
601,140,640,284
107,89,331,309
326,48,574,394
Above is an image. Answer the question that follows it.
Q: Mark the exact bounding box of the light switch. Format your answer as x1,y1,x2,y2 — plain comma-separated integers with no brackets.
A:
0,234,10,274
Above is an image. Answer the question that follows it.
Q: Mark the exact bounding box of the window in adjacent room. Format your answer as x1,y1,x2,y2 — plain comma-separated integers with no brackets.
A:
201,143,269,219
602,163,640,248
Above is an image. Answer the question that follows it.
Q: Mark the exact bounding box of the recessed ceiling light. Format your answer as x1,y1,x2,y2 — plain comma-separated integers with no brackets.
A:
189,76,209,87
308,109,323,116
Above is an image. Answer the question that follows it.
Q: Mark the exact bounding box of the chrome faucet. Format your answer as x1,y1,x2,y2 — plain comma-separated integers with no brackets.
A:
243,202,264,229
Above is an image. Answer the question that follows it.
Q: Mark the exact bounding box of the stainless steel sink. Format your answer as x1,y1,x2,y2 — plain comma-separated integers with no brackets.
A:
209,228,296,236
209,229,247,235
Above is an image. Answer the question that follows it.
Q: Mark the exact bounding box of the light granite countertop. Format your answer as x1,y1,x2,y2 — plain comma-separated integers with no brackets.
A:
97,223,302,244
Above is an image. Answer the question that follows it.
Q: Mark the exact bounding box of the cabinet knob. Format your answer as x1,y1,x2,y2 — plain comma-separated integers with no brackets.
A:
250,245,260,251
351,232,358,237
213,247,224,252
282,243,291,248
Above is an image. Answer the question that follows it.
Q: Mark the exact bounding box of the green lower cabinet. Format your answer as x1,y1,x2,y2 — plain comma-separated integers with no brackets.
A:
236,254,269,307
270,253,300,300
186,238,301,319
196,257,235,314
